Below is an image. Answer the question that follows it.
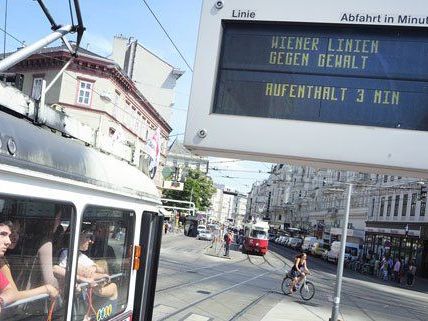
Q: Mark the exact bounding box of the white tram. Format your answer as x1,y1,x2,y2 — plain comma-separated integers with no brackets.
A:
0,110,163,321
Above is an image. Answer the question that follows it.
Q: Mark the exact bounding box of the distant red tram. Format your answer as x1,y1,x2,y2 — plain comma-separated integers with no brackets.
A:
242,221,269,255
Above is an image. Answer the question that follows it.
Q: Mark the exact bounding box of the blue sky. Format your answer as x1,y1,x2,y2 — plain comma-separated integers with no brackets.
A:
1,0,271,192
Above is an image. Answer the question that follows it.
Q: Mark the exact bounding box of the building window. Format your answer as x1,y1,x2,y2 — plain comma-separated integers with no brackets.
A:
31,77,44,100
278,214,282,220
394,195,400,216
420,200,426,217
387,196,392,216
390,176,395,181
77,80,93,106
402,194,408,216
370,198,375,217
410,193,417,216
380,197,385,216
383,175,388,183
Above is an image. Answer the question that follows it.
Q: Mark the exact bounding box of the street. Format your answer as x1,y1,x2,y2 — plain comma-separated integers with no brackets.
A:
154,234,428,321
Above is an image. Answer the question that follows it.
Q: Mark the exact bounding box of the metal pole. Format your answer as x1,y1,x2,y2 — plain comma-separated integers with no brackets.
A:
0,25,72,72
330,183,353,321
45,58,74,93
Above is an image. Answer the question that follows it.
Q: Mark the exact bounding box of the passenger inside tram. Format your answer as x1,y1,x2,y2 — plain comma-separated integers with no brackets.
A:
53,231,118,301
0,220,58,312
89,222,118,274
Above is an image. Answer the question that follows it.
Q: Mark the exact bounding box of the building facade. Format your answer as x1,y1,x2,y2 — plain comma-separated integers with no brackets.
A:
112,35,184,123
211,184,247,225
6,45,172,187
248,163,428,276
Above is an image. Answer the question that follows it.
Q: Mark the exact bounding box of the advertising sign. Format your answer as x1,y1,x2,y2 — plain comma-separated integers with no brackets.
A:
184,0,428,176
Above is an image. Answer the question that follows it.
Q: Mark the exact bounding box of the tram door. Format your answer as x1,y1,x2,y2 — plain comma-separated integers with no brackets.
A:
132,211,164,321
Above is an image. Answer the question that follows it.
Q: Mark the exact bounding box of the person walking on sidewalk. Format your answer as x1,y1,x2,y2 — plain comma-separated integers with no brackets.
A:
393,257,401,283
224,231,233,257
407,260,417,286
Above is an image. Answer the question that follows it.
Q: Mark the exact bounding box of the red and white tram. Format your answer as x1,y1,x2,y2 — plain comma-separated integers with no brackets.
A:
242,221,269,255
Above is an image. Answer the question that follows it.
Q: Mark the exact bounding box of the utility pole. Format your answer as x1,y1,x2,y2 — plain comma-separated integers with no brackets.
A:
330,183,353,321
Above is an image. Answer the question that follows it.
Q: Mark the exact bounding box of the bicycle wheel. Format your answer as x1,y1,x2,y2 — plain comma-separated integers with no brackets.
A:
281,277,293,295
300,281,315,301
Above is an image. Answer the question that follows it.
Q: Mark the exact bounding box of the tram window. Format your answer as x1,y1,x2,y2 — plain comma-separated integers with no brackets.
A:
0,195,74,321
251,230,267,239
69,206,135,321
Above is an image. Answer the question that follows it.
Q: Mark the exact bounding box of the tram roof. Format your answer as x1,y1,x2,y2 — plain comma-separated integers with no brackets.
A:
0,110,160,201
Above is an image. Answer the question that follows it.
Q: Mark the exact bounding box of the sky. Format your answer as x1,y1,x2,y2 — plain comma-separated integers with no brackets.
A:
1,0,271,193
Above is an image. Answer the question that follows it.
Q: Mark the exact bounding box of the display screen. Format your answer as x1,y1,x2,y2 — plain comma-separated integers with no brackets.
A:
213,22,428,131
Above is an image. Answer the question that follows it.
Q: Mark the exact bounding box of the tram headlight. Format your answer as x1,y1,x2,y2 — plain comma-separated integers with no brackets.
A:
256,242,259,246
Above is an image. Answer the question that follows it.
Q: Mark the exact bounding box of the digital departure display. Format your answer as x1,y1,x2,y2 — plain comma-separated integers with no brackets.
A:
213,22,428,131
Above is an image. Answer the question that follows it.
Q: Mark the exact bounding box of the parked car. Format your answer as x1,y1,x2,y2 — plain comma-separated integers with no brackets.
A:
197,229,213,241
327,241,361,263
310,241,325,257
289,238,303,250
321,248,329,261
280,236,289,246
301,236,318,253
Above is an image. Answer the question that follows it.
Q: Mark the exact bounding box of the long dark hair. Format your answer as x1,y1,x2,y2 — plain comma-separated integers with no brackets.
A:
295,253,306,260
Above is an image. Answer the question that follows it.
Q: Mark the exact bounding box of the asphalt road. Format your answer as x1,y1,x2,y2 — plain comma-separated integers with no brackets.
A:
153,234,428,321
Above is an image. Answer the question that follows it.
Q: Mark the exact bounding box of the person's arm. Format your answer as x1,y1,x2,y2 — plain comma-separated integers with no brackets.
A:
0,263,18,291
303,261,309,274
294,258,300,270
0,284,18,306
12,284,58,301
38,242,59,288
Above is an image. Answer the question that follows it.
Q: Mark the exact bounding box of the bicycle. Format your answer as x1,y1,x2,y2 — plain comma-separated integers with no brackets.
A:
281,272,315,301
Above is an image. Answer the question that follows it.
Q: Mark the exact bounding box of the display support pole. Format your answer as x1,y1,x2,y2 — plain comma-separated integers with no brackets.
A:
330,183,352,321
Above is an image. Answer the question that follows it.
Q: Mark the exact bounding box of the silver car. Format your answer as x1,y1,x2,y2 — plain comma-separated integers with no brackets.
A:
197,229,213,241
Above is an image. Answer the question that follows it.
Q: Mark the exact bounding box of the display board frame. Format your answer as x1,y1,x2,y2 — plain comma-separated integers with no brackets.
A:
184,0,428,176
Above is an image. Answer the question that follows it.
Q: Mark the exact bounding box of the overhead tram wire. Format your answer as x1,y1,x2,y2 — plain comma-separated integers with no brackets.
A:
140,0,193,72
3,0,8,60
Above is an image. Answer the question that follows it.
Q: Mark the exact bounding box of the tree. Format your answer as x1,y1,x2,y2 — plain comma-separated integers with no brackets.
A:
162,169,216,211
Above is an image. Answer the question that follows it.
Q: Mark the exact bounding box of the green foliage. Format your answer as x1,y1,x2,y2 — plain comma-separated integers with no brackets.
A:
162,169,216,211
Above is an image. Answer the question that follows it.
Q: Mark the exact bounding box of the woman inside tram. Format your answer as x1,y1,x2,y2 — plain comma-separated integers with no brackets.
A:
0,220,59,310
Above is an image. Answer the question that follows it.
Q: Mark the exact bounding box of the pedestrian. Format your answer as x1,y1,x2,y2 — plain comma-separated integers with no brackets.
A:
374,255,380,277
393,258,401,283
407,261,416,286
381,257,389,281
164,222,168,235
224,231,232,257
387,256,393,280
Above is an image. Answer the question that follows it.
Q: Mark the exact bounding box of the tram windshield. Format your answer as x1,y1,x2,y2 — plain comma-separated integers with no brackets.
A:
250,230,268,239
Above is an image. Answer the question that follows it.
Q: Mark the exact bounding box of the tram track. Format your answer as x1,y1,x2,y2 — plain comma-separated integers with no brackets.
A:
157,267,280,321
156,269,240,292
156,257,249,291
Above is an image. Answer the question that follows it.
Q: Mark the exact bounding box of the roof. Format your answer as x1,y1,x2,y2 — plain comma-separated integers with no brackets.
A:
0,110,160,201
3,44,173,133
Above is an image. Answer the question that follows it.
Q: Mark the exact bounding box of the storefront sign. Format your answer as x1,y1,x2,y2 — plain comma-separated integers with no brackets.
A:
365,226,420,237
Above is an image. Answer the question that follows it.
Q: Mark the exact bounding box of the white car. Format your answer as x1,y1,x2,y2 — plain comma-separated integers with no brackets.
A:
197,229,213,241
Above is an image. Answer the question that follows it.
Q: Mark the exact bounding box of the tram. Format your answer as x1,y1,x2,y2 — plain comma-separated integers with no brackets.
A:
242,220,269,255
0,109,163,321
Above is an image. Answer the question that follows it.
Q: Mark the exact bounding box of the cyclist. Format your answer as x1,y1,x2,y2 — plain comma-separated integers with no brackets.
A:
289,252,310,293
